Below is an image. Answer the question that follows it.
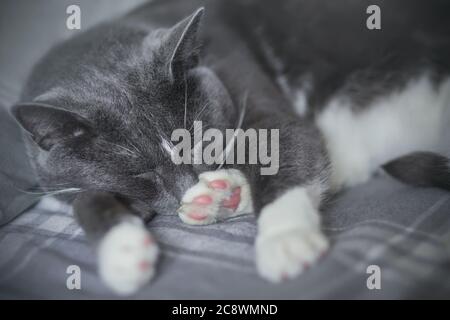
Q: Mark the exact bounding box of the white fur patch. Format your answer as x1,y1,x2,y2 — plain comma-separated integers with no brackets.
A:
40,197,73,213
293,89,309,116
316,75,450,190
255,187,328,283
160,138,175,158
98,219,158,295
292,78,312,117
178,169,254,225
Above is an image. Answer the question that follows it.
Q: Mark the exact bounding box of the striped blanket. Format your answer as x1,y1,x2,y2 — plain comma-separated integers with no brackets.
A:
1,177,450,299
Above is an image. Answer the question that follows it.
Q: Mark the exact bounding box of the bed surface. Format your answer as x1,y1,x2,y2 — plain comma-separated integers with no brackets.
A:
1,178,450,299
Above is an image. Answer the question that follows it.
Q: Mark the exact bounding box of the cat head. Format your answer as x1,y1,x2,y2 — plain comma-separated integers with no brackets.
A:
12,8,238,215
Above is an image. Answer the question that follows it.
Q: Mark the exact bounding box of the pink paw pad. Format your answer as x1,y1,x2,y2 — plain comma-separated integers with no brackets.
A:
222,187,241,211
192,195,213,205
139,260,151,271
187,212,208,221
208,180,229,190
143,236,154,247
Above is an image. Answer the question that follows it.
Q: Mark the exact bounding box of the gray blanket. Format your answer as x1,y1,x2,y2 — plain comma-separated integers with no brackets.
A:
1,178,450,299
1,0,450,299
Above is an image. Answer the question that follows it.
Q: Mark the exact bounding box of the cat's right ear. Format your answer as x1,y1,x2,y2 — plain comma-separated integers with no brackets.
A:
11,103,94,151
163,7,205,82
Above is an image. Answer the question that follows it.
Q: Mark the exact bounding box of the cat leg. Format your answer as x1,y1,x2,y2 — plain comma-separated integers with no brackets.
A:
251,120,331,282
179,118,331,282
73,192,158,295
179,168,329,281
177,168,254,225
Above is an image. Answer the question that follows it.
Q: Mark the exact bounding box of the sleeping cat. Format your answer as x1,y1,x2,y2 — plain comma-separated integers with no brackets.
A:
11,0,450,294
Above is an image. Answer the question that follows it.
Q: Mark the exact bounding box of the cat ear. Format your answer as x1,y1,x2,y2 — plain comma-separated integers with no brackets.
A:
165,7,204,82
11,103,94,151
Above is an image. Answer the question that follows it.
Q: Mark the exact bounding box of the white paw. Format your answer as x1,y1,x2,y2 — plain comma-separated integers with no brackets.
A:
98,219,159,295
255,187,329,282
256,228,328,282
178,169,253,225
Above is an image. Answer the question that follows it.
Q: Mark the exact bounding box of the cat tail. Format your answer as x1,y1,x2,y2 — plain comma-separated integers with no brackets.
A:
382,151,450,190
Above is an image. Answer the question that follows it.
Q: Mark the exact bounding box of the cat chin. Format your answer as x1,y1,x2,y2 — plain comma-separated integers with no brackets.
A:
98,219,159,295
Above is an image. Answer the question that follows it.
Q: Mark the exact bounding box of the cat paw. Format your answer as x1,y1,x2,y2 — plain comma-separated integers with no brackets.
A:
98,219,159,295
178,169,253,225
255,228,328,282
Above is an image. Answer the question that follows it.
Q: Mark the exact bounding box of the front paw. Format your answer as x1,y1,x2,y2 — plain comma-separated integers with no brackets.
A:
255,228,328,283
178,169,253,225
98,219,159,295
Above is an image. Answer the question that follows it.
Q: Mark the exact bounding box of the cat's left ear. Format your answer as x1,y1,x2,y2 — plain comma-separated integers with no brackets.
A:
11,103,95,151
165,7,204,82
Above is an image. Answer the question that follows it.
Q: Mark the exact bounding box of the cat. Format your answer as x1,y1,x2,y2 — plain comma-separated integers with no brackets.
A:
11,0,450,295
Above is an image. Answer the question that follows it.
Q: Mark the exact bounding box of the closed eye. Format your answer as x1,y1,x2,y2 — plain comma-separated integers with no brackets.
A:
133,171,158,180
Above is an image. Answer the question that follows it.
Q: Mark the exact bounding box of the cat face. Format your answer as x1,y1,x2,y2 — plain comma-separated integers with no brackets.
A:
12,8,238,215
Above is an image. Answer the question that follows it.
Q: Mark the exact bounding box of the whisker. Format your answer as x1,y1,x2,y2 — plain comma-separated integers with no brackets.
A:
115,144,137,157
216,91,248,170
20,188,83,196
189,101,212,131
0,169,85,200
127,140,144,157
142,111,171,144
100,139,138,157
184,75,188,129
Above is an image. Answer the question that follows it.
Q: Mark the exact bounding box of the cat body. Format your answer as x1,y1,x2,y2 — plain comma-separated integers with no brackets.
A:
12,0,450,294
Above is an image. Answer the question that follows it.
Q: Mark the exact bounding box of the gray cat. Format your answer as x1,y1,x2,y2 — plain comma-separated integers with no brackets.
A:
11,0,450,294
